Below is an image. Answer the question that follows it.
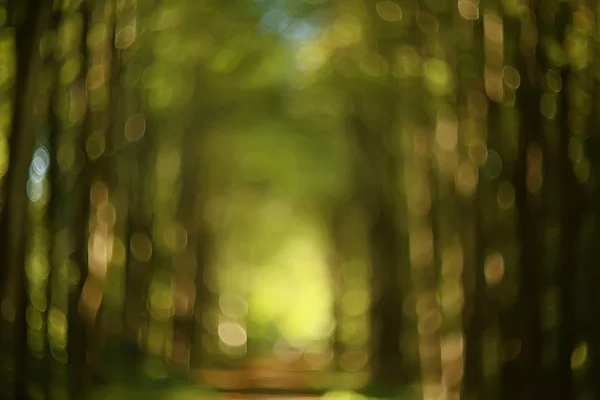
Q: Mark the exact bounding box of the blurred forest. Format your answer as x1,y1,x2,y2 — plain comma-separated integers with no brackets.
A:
1,0,600,399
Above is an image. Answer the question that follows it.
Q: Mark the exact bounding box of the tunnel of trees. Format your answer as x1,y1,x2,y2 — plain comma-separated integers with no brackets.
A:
0,0,599,399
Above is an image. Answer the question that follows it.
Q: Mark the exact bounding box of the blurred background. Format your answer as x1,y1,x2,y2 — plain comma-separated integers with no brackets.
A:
0,0,599,399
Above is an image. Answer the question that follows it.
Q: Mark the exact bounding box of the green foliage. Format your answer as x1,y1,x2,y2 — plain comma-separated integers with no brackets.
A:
4,0,600,399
